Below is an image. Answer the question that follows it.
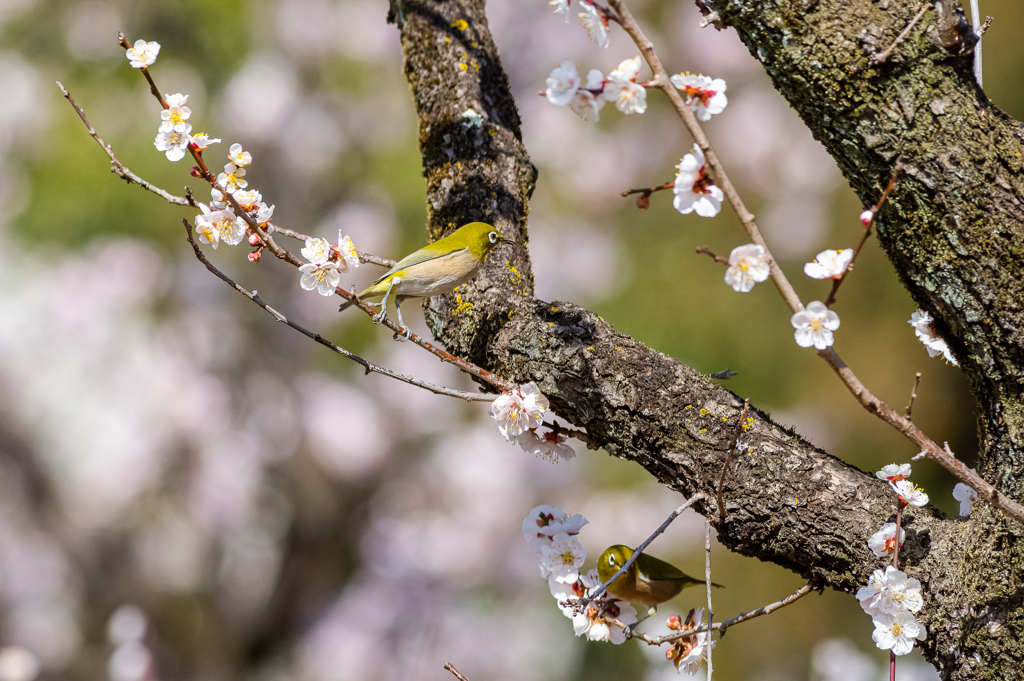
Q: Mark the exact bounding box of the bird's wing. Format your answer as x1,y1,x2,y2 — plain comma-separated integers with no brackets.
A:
373,246,469,285
639,555,695,582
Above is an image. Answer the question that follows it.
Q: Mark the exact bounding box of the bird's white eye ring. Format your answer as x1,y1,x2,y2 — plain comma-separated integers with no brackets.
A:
489,231,498,244
608,556,617,565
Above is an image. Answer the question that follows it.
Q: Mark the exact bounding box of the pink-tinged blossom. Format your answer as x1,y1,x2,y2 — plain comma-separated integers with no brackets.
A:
490,391,528,441
228,143,252,167
523,505,588,554
673,145,723,217
299,237,341,296
791,301,840,350
603,57,646,114
125,39,160,68
159,93,191,133
154,124,191,162
569,69,606,122
190,133,220,150
868,522,905,558
663,608,714,675
953,480,977,517
549,0,572,22
233,189,263,212
578,2,610,48
871,612,927,656
724,243,770,293
336,232,360,272
545,60,581,106
195,203,244,249
860,209,875,225
804,248,853,279
539,532,586,583
908,309,958,365
876,463,912,483
890,479,929,507
517,428,576,463
565,572,637,644
669,72,728,122
519,382,551,429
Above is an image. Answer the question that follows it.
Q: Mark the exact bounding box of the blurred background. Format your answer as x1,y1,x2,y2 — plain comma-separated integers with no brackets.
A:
0,0,1020,679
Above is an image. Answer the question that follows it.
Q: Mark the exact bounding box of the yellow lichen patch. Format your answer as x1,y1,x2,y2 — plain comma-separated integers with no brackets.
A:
459,63,468,72
444,36,451,43
451,19,468,30
488,128,495,136
699,408,710,416
452,293,474,315
508,263,522,279
685,405,693,410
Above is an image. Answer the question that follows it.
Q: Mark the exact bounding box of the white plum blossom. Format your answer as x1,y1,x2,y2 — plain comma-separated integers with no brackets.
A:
194,203,245,249
299,237,341,296
232,189,262,212
517,429,576,463
603,57,646,114
154,123,191,162
336,232,360,272
890,479,929,507
190,133,221,150
578,1,610,48
539,532,587,583
673,609,714,675
520,382,551,428
217,163,248,192
545,60,581,106
908,309,958,365
569,69,606,122
857,566,922,615
673,145,724,218
159,93,191,133
791,301,840,350
523,505,588,554
255,202,275,226
871,611,927,656
228,143,252,167
669,73,728,121
547,569,637,644
724,243,770,293
876,463,912,483
491,383,550,441
125,39,160,68
856,566,891,615
868,522,905,558
953,480,978,517
549,0,572,22
804,248,853,279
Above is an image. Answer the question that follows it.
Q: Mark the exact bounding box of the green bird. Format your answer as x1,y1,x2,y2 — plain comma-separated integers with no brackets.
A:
597,545,723,616
339,222,513,339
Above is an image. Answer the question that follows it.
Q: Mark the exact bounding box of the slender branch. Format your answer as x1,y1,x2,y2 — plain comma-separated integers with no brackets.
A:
872,2,933,65
716,399,750,521
184,220,493,402
695,246,729,266
621,181,674,197
703,516,714,681
609,0,804,315
56,81,194,207
443,663,471,681
905,373,922,420
969,0,982,87
579,493,711,610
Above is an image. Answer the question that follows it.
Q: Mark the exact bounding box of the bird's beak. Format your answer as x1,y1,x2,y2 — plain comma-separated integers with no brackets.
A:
498,236,515,246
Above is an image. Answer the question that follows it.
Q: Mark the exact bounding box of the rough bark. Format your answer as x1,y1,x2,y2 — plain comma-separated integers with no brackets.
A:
392,0,1024,678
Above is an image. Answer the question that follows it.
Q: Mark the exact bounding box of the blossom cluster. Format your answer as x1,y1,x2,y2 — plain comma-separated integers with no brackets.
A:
908,309,958,365
545,57,646,120
856,566,927,656
664,610,715,675
490,383,575,462
876,462,929,508
298,232,361,296
523,505,638,644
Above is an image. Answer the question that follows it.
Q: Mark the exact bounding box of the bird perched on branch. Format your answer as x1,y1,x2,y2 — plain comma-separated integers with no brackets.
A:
339,221,513,339
597,544,723,617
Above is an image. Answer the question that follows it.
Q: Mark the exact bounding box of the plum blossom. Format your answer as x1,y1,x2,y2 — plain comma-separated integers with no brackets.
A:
669,73,728,121
217,163,248,192
724,243,770,293
860,209,875,225
857,566,922,615
871,612,927,656
908,309,958,365
791,301,840,350
299,237,341,296
255,202,275,227
673,145,723,218
228,143,252,167
804,248,853,279
159,93,191,133
232,189,262,212
195,203,245,249
336,232,360,272
868,522,905,558
890,479,929,507
539,532,587,582
603,57,646,114
517,428,576,463
549,0,572,22
490,382,550,441
665,608,714,675
125,39,160,68
154,124,191,162
953,480,977,517
545,60,581,106
190,133,221,150
523,505,588,554
876,463,912,483
569,69,606,122
578,2,610,48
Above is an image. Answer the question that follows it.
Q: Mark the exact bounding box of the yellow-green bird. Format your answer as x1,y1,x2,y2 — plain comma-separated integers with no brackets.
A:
339,222,513,339
597,545,723,616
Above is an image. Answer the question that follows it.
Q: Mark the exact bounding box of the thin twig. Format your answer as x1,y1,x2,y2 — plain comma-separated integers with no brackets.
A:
272,226,397,268
695,247,729,266
824,166,901,308
905,373,922,420
184,220,493,402
579,493,711,610
443,663,471,681
872,2,932,64
621,181,674,197
56,81,194,207
703,516,713,681
716,399,750,521
609,0,803,315
969,0,982,87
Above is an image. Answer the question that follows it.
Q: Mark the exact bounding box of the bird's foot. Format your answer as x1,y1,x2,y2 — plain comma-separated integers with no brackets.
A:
393,326,412,342
372,309,387,324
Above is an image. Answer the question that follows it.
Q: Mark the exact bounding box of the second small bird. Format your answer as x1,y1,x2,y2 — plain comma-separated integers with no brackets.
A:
339,221,513,339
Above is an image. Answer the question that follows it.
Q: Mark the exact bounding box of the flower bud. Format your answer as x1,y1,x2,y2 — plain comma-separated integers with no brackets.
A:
190,166,203,178
859,209,874,225
667,615,682,630
248,232,262,246
248,247,263,263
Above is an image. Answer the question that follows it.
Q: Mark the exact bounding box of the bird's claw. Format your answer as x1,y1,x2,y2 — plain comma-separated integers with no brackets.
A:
372,310,387,324
393,326,412,342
